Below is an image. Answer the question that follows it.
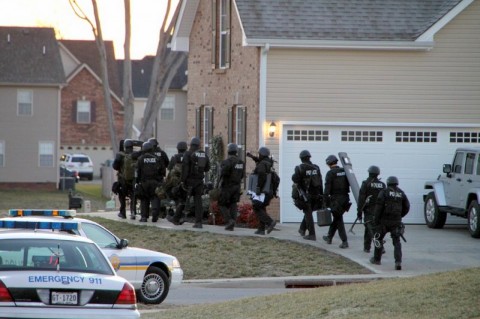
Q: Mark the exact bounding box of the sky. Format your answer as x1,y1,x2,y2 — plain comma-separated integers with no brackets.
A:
0,0,179,59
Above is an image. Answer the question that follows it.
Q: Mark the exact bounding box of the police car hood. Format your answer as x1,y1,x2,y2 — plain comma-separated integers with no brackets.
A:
1,271,127,290
123,246,176,262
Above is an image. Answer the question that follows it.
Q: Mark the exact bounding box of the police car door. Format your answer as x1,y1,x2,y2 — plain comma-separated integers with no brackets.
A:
79,222,138,282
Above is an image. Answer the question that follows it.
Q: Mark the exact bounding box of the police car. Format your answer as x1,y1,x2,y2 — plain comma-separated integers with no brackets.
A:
3,209,183,304
0,220,140,319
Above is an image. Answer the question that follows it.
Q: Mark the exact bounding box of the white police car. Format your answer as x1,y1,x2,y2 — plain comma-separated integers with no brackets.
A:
0,220,140,319
4,209,183,304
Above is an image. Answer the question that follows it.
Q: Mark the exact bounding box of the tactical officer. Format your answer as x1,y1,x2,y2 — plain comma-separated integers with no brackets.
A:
168,141,188,225
370,176,410,270
181,137,210,228
136,141,165,222
148,138,170,218
357,165,386,253
250,147,276,235
112,139,127,219
322,154,351,248
218,143,245,231
291,150,323,241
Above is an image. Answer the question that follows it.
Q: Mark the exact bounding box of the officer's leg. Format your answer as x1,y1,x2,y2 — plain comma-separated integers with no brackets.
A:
118,188,127,219
298,215,307,236
391,227,402,269
304,204,316,239
372,228,386,264
193,183,203,227
140,198,149,222
364,214,374,252
337,213,348,247
151,196,160,222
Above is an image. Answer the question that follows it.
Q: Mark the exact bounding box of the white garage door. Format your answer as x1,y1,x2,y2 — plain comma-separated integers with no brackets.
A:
279,124,479,224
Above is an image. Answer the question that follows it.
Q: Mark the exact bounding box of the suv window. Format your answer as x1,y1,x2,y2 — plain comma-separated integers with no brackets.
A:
465,153,476,174
453,152,464,173
72,156,90,163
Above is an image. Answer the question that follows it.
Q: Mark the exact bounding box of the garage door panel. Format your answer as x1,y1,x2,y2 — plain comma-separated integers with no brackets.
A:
281,124,478,224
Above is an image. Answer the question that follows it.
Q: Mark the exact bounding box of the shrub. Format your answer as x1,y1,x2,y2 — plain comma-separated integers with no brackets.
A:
208,201,259,229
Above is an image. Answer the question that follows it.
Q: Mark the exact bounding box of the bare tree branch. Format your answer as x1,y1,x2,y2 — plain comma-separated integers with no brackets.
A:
123,0,134,139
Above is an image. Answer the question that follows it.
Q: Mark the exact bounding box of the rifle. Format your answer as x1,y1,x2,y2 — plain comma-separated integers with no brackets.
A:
297,185,308,202
349,195,372,235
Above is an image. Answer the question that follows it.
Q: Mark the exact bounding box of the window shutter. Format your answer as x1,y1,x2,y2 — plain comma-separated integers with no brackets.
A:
72,101,77,122
225,0,231,68
195,107,201,138
211,0,217,69
209,107,214,143
239,106,246,146
227,107,233,143
91,101,96,122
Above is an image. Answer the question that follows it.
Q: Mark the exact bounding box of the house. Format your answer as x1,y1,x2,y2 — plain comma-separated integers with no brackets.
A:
0,27,65,190
117,53,188,158
172,0,480,223
59,40,124,177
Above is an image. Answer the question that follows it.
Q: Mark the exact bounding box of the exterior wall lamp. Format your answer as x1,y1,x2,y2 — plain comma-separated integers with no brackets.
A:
268,121,277,137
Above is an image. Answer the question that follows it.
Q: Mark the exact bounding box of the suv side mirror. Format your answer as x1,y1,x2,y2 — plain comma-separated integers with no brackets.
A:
443,164,452,177
118,238,129,249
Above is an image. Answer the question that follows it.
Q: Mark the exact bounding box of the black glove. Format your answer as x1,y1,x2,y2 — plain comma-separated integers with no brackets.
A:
255,187,261,196
357,211,362,221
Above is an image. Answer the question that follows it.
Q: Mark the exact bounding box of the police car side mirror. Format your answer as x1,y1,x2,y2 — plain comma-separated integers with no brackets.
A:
118,238,129,249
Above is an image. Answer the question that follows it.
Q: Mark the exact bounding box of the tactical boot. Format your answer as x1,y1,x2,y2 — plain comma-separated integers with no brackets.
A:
339,241,349,249
303,235,317,241
266,221,277,234
370,257,381,265
254,229,265,235
130,214,136,220
139,218,148,222
322,236,332,244
225,220,235,231
298,229,306,237
395,263,402,270
117,212,126,219
192,223,203,229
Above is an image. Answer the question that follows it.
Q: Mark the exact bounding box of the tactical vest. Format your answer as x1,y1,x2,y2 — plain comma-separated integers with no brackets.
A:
224,156,244,185
365,177,385,207
329,167,349,195
191,150,208,176
122,153,135,182
140,154,163,181
382,186,404,224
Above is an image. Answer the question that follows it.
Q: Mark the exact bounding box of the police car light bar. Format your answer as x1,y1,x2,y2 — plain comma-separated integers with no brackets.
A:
8,209,76,218
0,220,79,231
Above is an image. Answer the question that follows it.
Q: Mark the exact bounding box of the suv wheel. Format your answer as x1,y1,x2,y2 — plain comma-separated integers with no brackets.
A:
424,192,446,229
468,200,480,238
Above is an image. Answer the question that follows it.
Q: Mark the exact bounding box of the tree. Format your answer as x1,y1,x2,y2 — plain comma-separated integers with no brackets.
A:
122,0,134,139
69,0,119,154
138,0,187,140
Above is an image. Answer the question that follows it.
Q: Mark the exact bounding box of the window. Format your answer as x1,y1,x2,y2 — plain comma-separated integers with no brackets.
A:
287,129,329,141
465,153,476,175
39,141,54,167
450,132,480,143
160,95,175,120
77,100,91,124
452,152,464,174
17,90,33,116
395,131,437,143
0,141,4,167
195,105,214,152
477,154,480,176
212,0,231,69
228,105,246,160
341,131,383,142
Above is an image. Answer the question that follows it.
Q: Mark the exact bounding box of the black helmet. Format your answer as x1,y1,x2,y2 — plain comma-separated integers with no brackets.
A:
148,138,158,148
258,146,270,157
368,165,380,175
227,143,238,154
177,141,187,152
190,137,201,147
386,176,399,185
299,150,311,159
326,155,338,165
142,142,154,153
124,139,134,149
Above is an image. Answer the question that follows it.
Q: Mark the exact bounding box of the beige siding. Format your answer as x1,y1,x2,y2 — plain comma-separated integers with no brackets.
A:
0,86,59,183
265,0,480,124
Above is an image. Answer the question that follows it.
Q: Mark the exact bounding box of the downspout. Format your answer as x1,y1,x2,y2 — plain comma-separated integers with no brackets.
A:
258,43,269,147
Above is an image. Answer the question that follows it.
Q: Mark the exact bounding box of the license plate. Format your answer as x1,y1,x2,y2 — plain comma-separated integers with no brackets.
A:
51,291,78,305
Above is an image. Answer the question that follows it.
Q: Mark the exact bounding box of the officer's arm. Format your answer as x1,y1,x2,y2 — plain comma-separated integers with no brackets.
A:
181,153,190,183
357,182,367,213
205,156,211,173
402,193,410,217
373,191,385,225
291,166,301,184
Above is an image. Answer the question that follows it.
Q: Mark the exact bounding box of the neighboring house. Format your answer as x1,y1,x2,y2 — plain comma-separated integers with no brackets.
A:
117,53,188,158
172,0,480,223
59,40,124,177
0,27,65,190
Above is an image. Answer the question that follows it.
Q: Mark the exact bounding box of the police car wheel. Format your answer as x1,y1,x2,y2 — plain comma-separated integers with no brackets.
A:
138,266,170,304
424,192,446,229
468,200,480,238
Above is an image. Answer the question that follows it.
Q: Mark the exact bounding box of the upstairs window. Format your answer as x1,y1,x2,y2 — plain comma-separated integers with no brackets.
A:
212,0,231,69
228,105,246,161
160,95,175,120
39,141,54,167
17,90,33,116
77,100,91,124
195,105,214,152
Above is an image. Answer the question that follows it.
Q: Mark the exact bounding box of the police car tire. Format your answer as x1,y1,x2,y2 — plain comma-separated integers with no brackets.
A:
138,266,170,304
424,192,446,229
468,200,480,238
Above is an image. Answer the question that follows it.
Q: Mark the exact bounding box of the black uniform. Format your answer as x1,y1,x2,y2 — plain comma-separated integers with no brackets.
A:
358,176,386,252
136,151,164,222
372,185,410,268
169,151,188,224
181,145,210,227
251,156,276,234
323,165,350,246
292,161,323,239
219,154,245,231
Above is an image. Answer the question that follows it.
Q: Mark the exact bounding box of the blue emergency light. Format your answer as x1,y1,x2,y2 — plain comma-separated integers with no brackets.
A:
8,209,76,218
0,220,79,231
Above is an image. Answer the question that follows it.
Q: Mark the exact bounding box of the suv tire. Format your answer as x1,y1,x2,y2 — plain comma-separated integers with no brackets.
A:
468,200,480,238
424,192,447,229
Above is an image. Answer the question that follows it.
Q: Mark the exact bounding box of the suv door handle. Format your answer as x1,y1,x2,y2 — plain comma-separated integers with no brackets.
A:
467,179,473,183
456,178,462,182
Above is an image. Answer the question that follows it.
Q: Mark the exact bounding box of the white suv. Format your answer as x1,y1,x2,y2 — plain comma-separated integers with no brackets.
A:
60,153,94,180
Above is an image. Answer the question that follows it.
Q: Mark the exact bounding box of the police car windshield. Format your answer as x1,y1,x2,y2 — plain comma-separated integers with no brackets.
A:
0,239,113,275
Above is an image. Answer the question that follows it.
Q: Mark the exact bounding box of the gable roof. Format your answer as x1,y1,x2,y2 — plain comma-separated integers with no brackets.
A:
59,40,122,97
0,26,65,85
117,52,188,98
172,0,473,51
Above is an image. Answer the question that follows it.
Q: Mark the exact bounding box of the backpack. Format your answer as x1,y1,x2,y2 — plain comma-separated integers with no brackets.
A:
122,153,135,182
270,168,281,198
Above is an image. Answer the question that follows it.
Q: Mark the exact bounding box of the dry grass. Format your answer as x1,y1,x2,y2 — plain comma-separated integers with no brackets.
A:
142,267,480,319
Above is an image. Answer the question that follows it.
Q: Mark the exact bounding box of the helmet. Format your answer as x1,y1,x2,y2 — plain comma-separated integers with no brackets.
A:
227,143,238,154
190,137,201,147
124,139,134,149
386,176,399,185
325,155,338,165
368,165,380,175
299,150,311,159
142,141,154,153
147,138,158,148
177,141,187,152
258,146,270,157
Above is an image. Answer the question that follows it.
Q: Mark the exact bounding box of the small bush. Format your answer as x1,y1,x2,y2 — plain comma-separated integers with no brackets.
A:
208,201,259,228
